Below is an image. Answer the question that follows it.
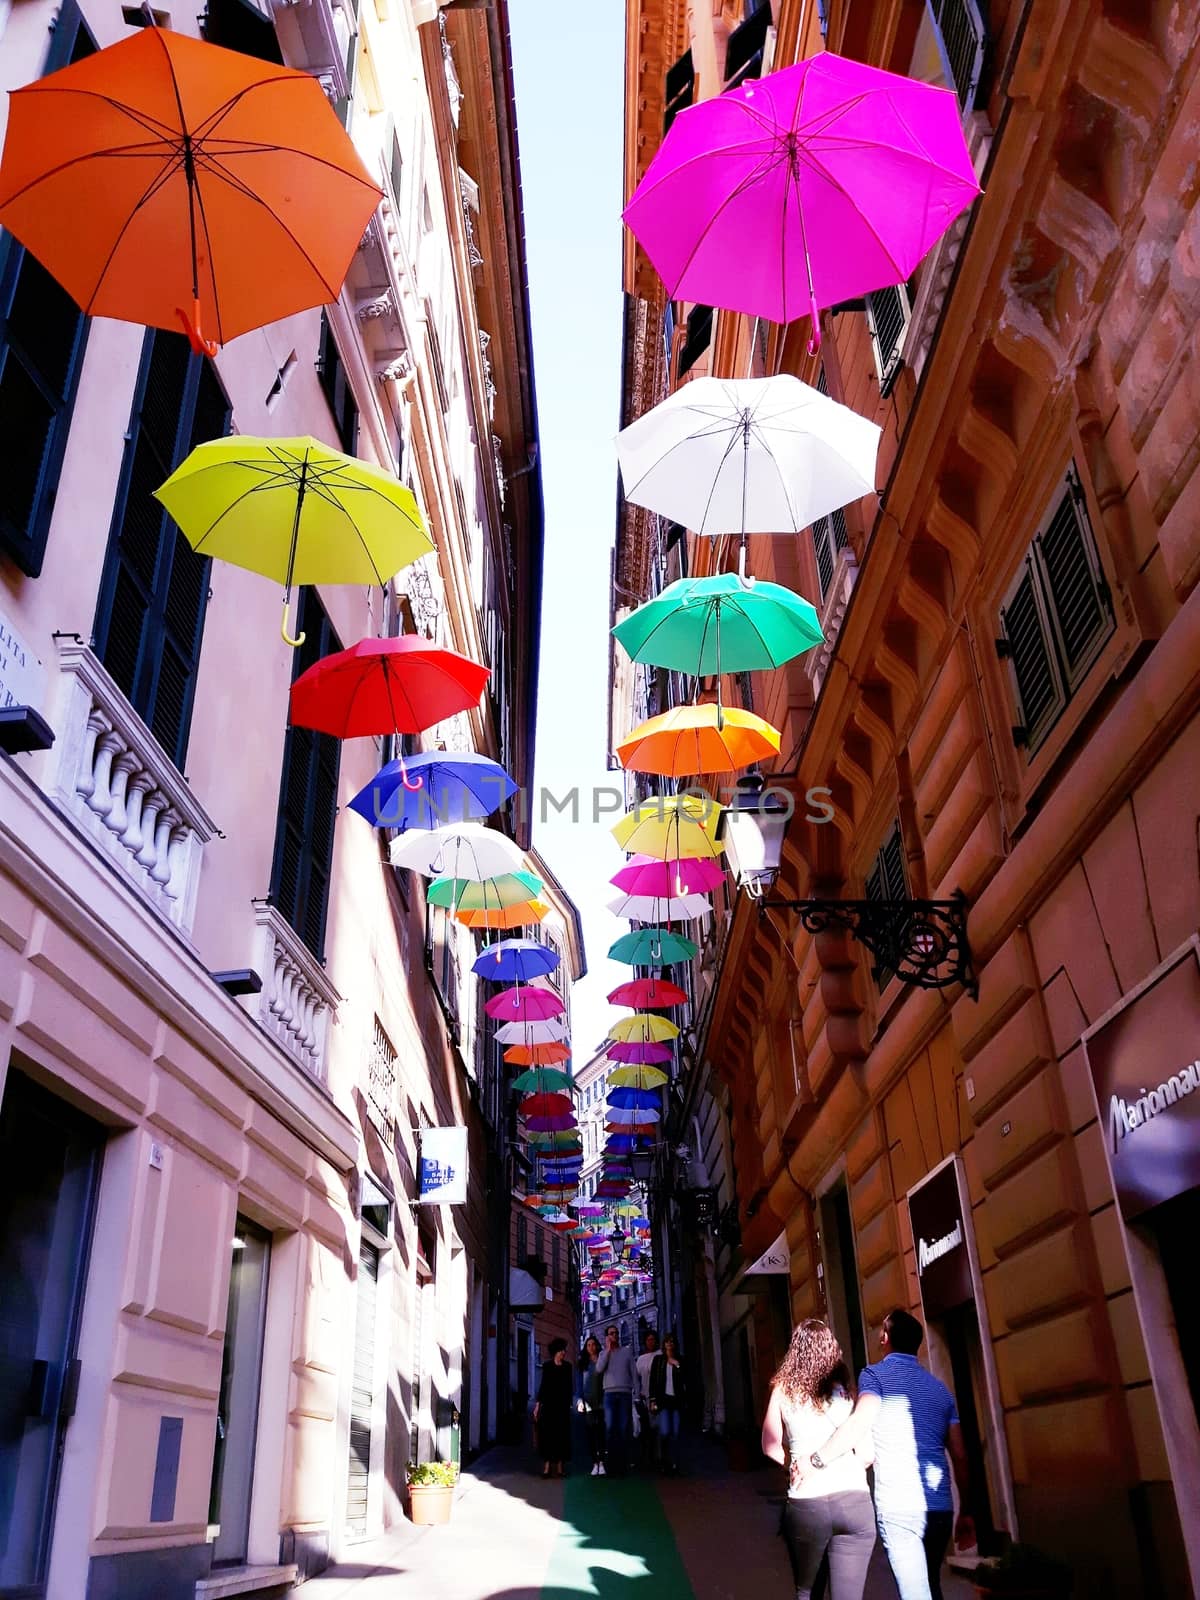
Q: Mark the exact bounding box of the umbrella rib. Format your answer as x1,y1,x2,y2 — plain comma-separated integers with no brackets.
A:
625,125,781,210
80,155,186,315
189,152,344,299
0,139,176,210
7,84,179,140
660,145,785,303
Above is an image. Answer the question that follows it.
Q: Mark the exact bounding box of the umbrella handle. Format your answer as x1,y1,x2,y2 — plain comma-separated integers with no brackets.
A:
176,299,219,359
736,542,756,590
807,294,822,357
281,596,307,649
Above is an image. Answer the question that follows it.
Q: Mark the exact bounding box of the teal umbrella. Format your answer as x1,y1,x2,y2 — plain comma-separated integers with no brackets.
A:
510,1068,577,1094
612,573,823,675
608,927,699,967
426,869,542,909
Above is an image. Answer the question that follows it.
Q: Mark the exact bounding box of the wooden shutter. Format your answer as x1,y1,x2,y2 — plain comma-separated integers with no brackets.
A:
724,1,773,89
95,331,230,769
813,516,837,599
998,560,1064,750
346,1239,378,1533
866,823,908,903
928,0,987,112
318,314,359,453
1036,471,1112,687
866,285,909,393
269,590,342,958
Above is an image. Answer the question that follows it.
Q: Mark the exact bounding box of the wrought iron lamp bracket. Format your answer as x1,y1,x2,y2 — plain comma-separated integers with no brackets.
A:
759,888,977,997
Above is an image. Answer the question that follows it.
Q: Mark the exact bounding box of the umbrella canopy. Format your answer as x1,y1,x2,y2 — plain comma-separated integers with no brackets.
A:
606,891,711,924
608,928,699,967
504,1043,572,1066
606,977,688,1009
390,823,525,879
472,939,560,983
611,856,724,898
156,438,433,644
427,870,543,910
605,1110,661,1128
349,751,514,831
606,1041,674,1065
525,1131,583,1150
616,379,879,542
607,1088,662,1110
607,1065,669,1089
617,704,780,777
485,987,565,1022
291,637,489,740
612,796,723,860
613,570,824,678
518,1092,573,1118
510,1068,575,1094
521,1113,578,1133
608,1014,680,1044
456,900,549,929
0,27,381,352
495,1018,569,1045
622,52,980,337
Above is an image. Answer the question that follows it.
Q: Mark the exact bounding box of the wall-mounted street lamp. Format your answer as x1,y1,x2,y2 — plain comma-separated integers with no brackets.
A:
718,774,977,996
628,1144,656,1186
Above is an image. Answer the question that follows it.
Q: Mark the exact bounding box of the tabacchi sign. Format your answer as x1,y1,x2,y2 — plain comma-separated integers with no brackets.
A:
1084,942,1200,1222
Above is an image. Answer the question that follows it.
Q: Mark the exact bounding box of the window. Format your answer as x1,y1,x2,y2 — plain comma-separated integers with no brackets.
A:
866,284,911,395
200,0,283,63
318,313,359,454
677,305,713,379
865,821,908,987
664,49,694,134
517,1213,527,1260
269,589,342,958
812,507,849,601
998,466,1114,756
0,0,96,576
94,331,231,769
552,1235,561,1286
724,2,772,89
927,0,987,112
366,1017,396,1140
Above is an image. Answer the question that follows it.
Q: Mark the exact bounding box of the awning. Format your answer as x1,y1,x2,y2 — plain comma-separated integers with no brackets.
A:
510,1267,546,1312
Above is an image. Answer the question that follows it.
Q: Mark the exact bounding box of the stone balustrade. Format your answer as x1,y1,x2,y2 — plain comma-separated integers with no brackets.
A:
251,900,340,1082
51,641,216,936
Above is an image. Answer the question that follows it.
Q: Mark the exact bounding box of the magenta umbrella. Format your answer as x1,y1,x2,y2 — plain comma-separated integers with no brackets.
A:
623,52,980,349
484,986,564,1022
611,855,724,898
607,1041,674,1066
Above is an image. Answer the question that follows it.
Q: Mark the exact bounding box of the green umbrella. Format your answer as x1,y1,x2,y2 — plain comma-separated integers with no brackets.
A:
608,927,699,967
612,573,823,675
511,1068,577,1094
427,869,543,910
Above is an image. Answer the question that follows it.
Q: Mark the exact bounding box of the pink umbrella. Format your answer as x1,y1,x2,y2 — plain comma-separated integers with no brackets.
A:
623,52,980,349
606,977,689,1010
611,855,724,897
484,986,564,1022
607,1041,674,1065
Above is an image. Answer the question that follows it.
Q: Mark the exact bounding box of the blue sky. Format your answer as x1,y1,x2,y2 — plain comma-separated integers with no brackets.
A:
509,2,627,1056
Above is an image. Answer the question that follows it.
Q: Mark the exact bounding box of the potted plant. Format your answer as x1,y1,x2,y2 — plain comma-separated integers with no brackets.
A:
406,1460,459,1525
972,1543,1072,1598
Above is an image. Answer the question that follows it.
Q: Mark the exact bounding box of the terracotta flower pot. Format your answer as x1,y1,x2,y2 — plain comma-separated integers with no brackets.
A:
408,1483,454,1525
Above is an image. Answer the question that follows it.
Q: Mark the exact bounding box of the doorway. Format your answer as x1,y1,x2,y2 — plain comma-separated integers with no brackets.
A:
346,1239,379,1537
1144,1185,1200,1428
209,1218,270,1566
817,1181,867,1380
0,1069,102,1598
940,1302,998,1552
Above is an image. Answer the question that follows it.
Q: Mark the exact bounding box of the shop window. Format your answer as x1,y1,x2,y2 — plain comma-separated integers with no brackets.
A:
200,0,283,63
724,2,772,90
269,590,342,959
318,312,359,454
0,0,96,577
664,49,694,134
997,466,1114,757
94,331,231,770
866,283,911,395
677,304,713,379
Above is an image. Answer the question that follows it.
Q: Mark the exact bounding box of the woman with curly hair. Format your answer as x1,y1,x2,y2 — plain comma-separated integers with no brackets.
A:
761,1319,875,1600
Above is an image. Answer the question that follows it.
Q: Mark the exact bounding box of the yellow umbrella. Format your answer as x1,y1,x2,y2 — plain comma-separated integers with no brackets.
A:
616,703,780,776
607,1014,680,1044
607,1065,669,1089
611,794,724,860
154,436,434,645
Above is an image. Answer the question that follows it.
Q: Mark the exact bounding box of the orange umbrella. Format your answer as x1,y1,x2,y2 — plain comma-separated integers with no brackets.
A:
0,28,381,353
455,900,549,930
615,704,780,776
504,1043,572,1066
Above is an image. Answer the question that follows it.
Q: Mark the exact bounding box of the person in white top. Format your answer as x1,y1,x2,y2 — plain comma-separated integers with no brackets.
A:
634,1330,659,1466
762,1319,876,1600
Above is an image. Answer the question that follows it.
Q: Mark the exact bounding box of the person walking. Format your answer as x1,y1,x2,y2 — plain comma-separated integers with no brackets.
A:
761,1319,875,1600
635,1330,660,1468
533,1337,573,1479
595,1324,636,1476
648,1332,685,1475
802,1308,974,1600
577,1335,607,1475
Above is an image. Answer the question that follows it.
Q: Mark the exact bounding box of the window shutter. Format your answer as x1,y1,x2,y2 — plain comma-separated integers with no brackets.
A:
867,824,908,904
200,0,284,63
1036,472,1112,687
866,285,909,393
723,2,773,90
928,0,987,112
998,561,1064,750
664,49,695,133
319,314,359,453
677,305,713,378
269,590,342,959
813,516,836,599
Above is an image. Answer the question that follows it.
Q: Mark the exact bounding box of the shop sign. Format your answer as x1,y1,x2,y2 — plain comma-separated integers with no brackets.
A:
744,1230,789,1275
908,1157,973,1319
418,1126,468,1205
0,605,44,712
1083,941,1200,1222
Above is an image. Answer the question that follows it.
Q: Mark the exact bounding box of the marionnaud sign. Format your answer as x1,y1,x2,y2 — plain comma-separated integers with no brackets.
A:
744,1230,789,1276
907,1157,972,1320
1083,941,1200,1222
418,1127,468,1205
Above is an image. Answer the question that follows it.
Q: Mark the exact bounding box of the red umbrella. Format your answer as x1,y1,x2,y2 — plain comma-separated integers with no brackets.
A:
606,977,688,1010
290,636,489,738
485,987,564,1022
518,1093,573,1118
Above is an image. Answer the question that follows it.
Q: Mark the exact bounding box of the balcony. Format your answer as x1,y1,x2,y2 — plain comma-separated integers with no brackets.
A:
50,641,217,937
250,900,340,1081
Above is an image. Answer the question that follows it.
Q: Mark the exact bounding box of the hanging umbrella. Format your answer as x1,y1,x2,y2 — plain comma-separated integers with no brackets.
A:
349,751,514,830
606,977,688,1010
456,900,549,930
504,1043,572,1066
607,1041,674,1066
607,1065,670,1090
520,1113,578,1133
390,823,525,879
608,928,699,967
612,796,723,861
485,987,564,1022
617,704,780,776
156,438,433,645
614,569,825,674
519,1091,573,1116
607,1088,661,1110
525,1131,583,1150
622,52,980,346
608,1015,679,1044
0,27,382,353
510,1068,575,1094
472,939,560,982
605,1112,661,1130
427,871,543,911
495,1018,569,1045
605,892,711,924
292,637,490,739
611,856,724,898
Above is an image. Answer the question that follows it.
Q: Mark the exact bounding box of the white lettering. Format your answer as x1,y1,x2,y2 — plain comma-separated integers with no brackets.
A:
1109,1058,1199,1154
917,1222,963,1274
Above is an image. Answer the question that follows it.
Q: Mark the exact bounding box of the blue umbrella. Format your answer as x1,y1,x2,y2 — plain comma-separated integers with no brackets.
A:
472,937,560,983
348,751,516,830
607,1087,661,1110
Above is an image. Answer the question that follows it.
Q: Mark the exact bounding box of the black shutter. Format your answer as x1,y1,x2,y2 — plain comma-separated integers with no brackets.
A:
813,516,836,599
664,50,695,133
677,305,713,378
95,331,230,769
867,286,908,393
270,590,342,959
318,314,359,454
1036,473,1112,686
201,0,284,63
928,0,987,112
999,563,1063,750
866,824,908,904
724,2,773,89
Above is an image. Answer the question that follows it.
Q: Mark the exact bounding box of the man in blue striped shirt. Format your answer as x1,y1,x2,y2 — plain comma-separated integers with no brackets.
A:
801,1309,974,1600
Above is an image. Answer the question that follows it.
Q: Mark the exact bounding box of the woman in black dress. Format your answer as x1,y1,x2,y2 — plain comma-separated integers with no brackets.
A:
533,1337,573,1478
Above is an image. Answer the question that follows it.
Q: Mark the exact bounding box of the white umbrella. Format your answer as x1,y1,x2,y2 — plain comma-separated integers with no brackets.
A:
389,822,526,879
606,891,712,924
616,375,880,578
495,1018,570,1045
602,1107,662,1126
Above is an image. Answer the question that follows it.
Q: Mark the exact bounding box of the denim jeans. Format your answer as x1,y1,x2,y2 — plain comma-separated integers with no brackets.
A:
655,1403,681,1464
782,1492,876,1600
877,1510,954,1600
603,1391,632,1473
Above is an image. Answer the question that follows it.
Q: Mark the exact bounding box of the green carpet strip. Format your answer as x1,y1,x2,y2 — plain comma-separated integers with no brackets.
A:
541,1474,697,1599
